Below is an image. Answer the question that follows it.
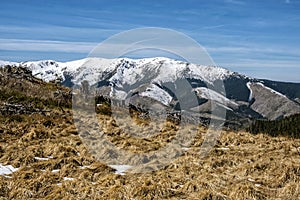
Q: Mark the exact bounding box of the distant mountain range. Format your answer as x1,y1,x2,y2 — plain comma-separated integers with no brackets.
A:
1,57,300,126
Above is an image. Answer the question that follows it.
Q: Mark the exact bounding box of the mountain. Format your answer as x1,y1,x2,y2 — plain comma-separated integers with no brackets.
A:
1,57,300,125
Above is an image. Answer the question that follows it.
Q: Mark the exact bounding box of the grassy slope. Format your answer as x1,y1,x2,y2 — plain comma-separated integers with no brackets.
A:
0,67,300,199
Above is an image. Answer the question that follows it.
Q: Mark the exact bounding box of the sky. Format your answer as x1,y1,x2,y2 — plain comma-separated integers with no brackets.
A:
0,0,299,82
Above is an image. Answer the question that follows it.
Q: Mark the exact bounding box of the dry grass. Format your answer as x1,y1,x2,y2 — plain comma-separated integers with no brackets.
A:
0,108,300,199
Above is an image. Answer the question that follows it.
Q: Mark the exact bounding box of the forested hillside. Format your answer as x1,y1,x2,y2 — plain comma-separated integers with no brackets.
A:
248,114,300,138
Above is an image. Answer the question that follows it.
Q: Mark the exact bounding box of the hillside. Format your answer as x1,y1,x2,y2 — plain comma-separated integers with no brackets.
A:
0,66,300,199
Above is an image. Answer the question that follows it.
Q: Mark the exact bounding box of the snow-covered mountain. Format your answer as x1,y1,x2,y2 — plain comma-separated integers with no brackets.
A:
0,60,17,66
11,57,235,85
1,57,300,121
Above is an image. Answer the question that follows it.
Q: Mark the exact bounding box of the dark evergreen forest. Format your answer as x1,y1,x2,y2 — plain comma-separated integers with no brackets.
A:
247,114,300,138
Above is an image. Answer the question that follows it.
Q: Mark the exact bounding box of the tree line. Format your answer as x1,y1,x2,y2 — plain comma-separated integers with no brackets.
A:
247,114,300,138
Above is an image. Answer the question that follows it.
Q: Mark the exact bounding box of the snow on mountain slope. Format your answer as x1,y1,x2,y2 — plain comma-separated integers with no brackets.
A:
193,87,238,108
188,63,233,84
109,58,160,88
17,58,117,83
70,58,119,85
140,83,173,106
0,57,235,86
21,60,65,82
255,82,287,98
246,82,253,102
0,60,18,66
152,58,189,83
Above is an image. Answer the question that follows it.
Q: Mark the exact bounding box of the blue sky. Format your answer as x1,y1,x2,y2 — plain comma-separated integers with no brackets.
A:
0,0,299,82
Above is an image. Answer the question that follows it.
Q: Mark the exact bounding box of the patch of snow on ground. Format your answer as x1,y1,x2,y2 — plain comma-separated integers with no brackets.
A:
109,165,132,175
255,184,261,187
79,166,88,169
63,177,74,181
34,156,53,161
0,163,18,175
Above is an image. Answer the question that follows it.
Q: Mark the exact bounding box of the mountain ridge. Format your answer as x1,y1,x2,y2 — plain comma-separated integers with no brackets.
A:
1,57,299,122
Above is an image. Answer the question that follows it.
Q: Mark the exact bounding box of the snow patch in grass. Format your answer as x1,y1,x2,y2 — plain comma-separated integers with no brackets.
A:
0,163,18,175
109,165,132,175
34,156,53,161
63,177,74,181
218,147,230,151
255,184,261,187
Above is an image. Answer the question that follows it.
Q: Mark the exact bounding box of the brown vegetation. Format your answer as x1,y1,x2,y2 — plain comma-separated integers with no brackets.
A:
0,108,300,199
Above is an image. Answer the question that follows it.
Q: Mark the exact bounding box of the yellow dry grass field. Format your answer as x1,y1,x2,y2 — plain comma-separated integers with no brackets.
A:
0,109,300,200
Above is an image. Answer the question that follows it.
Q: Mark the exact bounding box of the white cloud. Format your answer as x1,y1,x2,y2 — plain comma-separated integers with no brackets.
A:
0,39,96,53
207,45,300,58
201,25,226,30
